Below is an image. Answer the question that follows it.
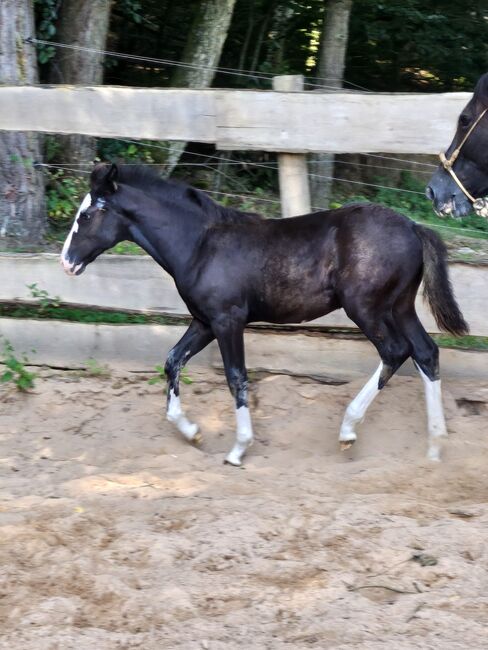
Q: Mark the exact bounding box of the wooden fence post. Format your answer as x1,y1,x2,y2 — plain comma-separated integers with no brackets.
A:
272,75,311,217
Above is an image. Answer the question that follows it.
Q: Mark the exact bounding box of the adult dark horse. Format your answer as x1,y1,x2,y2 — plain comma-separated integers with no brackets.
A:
61,163,468,465
427,72,488,218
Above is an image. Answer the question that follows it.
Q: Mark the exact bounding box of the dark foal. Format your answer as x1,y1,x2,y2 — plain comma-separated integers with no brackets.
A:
427,72,488,218
61,163,468,465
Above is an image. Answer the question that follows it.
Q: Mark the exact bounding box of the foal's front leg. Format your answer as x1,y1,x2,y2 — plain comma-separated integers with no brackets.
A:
165,319,214,443
212,316,254,466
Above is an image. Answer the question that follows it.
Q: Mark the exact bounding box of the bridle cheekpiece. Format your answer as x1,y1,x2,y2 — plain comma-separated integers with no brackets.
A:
439,107,488,217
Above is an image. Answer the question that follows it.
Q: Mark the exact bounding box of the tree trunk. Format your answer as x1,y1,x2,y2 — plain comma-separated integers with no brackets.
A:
310,0,353,209
264,2,293,72
51,0,111,164
165,0,237,174
0,0,45,245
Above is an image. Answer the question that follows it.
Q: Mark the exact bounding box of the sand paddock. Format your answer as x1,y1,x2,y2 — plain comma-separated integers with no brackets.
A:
1,368,488,649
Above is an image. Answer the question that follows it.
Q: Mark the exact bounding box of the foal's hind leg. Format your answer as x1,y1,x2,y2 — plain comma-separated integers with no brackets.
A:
339,313,411,449
212,315,253,466
165,319,214,442
397,309,446,461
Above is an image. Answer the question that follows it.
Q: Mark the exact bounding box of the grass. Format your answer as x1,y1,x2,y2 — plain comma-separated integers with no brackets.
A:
0,302,189,326
0,337,36,391
432,334,488,351
111,241,146,255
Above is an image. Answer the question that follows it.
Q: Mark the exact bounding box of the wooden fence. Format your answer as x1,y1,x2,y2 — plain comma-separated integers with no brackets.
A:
2,254,487,337
0,83,468,153
0,81,470,216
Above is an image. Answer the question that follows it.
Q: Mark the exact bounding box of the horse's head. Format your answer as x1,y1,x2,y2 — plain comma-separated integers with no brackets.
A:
426,73,488,218
61,163,128,275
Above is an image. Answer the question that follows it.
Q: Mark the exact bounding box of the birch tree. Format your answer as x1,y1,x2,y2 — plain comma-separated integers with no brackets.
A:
310,0,353,209
165,0,237,174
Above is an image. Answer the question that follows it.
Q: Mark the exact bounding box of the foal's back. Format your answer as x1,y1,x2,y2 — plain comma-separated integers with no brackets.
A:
186,203,423,326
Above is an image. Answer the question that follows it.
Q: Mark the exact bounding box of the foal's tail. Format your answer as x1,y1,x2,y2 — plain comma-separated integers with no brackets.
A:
415,225,469,336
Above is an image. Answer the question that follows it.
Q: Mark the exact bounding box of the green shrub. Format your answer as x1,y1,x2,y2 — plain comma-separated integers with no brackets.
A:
0,339,36,391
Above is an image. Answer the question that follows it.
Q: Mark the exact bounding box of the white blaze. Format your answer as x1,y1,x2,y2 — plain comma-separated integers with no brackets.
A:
60,193,92,274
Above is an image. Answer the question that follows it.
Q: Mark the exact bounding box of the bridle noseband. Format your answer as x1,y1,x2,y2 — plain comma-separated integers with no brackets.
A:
439,107,488,216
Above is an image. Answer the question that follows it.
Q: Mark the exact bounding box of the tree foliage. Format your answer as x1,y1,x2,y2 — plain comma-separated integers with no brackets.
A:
346,1,488,92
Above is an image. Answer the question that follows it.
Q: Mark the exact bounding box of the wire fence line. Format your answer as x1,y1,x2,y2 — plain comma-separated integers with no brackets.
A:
23,38,443,174
35,156,429,197
38,157,434,176
35,160,488,239
28,37,366,93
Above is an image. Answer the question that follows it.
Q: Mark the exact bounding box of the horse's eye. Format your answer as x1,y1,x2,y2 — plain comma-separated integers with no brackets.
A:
459,114,471,128
95,198,107,211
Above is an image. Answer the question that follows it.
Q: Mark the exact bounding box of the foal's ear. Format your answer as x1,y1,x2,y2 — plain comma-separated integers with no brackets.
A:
91,162,118,195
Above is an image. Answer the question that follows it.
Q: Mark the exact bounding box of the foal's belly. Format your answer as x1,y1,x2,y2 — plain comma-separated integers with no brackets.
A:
252,280,338,324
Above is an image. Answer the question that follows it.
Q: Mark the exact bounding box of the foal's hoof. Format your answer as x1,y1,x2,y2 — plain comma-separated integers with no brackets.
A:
427,446,441,462
223,453,243,467
191,431,203,446
340,440,355,451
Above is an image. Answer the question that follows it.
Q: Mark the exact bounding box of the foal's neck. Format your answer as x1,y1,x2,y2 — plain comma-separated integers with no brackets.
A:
122,185,211,277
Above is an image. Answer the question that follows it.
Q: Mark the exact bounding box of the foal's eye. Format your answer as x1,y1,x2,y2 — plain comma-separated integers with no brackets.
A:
94,197,107,211
459,114,471,128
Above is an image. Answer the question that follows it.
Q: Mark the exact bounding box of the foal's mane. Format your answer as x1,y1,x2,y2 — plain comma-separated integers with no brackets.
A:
116,164,262,224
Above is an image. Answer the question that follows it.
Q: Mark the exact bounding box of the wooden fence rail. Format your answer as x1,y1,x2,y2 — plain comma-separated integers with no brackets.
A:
2,254,487,337
0,84,469,154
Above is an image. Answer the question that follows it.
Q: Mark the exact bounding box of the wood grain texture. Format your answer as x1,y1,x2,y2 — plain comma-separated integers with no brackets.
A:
0,86,470,153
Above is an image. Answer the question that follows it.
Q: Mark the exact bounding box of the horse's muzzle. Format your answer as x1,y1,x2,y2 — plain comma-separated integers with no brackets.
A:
60,256,85,276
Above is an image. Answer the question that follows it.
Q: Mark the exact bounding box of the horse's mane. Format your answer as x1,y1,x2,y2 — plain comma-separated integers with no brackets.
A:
116,164,262,224
473,73,488,107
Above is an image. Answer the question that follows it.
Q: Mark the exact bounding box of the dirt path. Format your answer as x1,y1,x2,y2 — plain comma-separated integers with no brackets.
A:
1,369,488,649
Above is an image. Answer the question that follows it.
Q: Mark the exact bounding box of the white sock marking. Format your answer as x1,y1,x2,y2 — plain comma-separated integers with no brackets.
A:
225,406,254,466
418,367,447,461
61,193,92,274
339,363,383,443
167,388,199,440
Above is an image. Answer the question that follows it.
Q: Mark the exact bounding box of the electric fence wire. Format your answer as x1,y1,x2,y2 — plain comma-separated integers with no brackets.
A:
34,161,488,239
25,37,444,172
27,37,360,92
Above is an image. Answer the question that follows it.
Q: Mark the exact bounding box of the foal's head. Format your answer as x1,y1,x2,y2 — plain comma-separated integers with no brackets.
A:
61,163,127,275
426,73,488,217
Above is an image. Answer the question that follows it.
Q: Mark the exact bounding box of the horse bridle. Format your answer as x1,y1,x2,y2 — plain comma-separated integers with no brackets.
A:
439,107,488,216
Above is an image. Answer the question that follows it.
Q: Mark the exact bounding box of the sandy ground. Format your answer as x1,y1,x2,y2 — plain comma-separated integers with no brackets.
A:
1,367,488,649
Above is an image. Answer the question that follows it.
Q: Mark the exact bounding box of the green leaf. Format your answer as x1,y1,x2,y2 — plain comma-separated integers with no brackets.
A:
1,371,14,383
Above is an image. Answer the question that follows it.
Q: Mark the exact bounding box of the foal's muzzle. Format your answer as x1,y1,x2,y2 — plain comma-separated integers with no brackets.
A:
60,257,85,276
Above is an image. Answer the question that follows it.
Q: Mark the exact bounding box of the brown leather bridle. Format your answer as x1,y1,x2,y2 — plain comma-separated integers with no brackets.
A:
439,107,488,216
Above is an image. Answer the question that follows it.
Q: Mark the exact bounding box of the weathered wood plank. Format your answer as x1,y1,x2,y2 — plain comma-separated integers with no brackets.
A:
0,86,217,142
1,254,487,337
0,85,470,153
216,90,470,153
